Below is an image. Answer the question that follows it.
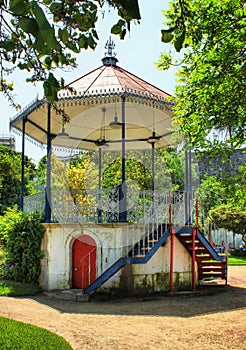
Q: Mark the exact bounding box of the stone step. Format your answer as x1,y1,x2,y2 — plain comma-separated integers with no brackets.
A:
43,289,90,302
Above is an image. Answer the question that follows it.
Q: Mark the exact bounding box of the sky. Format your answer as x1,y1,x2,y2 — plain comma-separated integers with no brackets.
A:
0,0,178,162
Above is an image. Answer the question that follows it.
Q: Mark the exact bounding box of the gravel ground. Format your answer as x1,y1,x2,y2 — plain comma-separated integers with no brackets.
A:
0,266,245,350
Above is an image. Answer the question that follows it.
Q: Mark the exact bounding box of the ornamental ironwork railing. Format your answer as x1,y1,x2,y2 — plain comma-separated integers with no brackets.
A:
23,189,193,225
23,191,46,213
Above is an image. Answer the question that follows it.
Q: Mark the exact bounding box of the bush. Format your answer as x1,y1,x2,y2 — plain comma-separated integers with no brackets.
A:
0,207,45,284
0,280,42,296
0,247,7,279
230,248,246,257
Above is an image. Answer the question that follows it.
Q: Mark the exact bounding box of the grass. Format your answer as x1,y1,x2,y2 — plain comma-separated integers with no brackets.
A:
228,255,246,265
0,280,42,296
0,281,72,349
0,317,72,350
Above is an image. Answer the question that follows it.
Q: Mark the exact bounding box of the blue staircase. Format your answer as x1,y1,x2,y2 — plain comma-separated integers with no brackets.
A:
84,224,227,295
84,225,170,294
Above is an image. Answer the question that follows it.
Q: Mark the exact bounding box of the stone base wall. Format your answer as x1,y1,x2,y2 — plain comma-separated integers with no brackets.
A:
39,223,193,294
198,148,246,180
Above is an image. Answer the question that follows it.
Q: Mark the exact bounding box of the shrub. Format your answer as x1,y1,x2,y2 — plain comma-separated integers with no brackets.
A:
0,280,42,296
0,207,45,284
230,248,246,257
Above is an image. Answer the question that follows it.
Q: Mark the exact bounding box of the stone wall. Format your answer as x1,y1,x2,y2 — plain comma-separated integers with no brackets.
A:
198,148,246,180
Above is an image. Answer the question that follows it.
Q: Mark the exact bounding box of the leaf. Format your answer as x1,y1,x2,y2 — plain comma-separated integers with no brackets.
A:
0,40,15,51
58,28,69,44
120,28,126,40
52,54,59,66
43,56,52,69
43,73,59,102
49,2,62,15
117,19,125,27
161,29,174,43
33,32,46,52
31,1,51,30
18,18,39,36
92,29,99,40
9,0,29,15
111,25,121,35
174,31,185,52
40,27,61,51
114,0,141,20
66,41,79,53
78,36,86,49
88,35,96,50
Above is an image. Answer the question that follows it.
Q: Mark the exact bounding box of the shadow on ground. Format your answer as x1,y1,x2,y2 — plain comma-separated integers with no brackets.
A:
30,284,246,318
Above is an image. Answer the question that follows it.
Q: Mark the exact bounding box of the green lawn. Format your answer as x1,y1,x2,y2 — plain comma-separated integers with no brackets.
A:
0,281,72,349
228,255,246,265
0,280,42,296
0,317,72,350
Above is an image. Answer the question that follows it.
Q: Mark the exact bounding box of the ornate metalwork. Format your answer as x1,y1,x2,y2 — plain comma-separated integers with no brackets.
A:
105,187,119,223
23,189,191,226
24,192,45,213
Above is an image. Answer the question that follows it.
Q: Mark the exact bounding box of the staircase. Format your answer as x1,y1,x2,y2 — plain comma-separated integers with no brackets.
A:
176,227,227,284
84,224,170,294
83,190,228,294
84,225,227,294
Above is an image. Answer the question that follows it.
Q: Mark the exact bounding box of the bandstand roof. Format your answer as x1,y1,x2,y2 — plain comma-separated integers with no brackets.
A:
10,38,175,151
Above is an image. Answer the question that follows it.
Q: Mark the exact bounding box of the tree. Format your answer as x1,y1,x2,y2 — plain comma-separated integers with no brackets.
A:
209,204,246,245
197,175,223,220
0,145,36,214
225,164,246,209
159,148,185,190
46,153,99,218
198,164,246,242
156,0,246,155
0,0,140,106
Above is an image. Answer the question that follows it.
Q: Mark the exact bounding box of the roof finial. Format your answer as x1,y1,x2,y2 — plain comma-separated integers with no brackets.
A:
102,36,118,66
105,36,115,57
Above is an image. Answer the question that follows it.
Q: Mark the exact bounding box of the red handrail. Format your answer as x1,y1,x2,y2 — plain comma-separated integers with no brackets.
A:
169,193,174,293
80,247,96,291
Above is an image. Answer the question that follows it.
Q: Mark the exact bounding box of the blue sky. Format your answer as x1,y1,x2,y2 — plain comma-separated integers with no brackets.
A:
1,0,178,160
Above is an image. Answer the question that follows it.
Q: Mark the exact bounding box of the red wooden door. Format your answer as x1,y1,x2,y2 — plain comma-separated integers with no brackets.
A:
72,235,96,289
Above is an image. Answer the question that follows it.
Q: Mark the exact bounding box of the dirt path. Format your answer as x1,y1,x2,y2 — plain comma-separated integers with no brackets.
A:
0,266,246,350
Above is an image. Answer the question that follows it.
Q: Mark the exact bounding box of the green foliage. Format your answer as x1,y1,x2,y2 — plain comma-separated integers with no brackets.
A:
158,0,246,155
101,148,184,191
0,248,7,279
102,156,152,190
0,280,42,296
198,175,223,219
159,148,185,190
224,164,246,209
0,0,141,104
0,145,37,214
33,155,47,191
209,204,246,237
198,164,246,242
0,207,45,284
0,206,22,246
0,317,72,349
229,249,246,258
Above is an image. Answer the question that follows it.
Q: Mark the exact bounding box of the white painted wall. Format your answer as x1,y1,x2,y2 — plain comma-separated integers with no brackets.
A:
40,223,192,293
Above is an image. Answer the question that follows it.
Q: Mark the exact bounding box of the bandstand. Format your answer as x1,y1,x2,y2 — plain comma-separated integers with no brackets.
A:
10,39,227,296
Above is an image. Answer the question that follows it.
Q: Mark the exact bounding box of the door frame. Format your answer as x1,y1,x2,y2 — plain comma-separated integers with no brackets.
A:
70,231,100,289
